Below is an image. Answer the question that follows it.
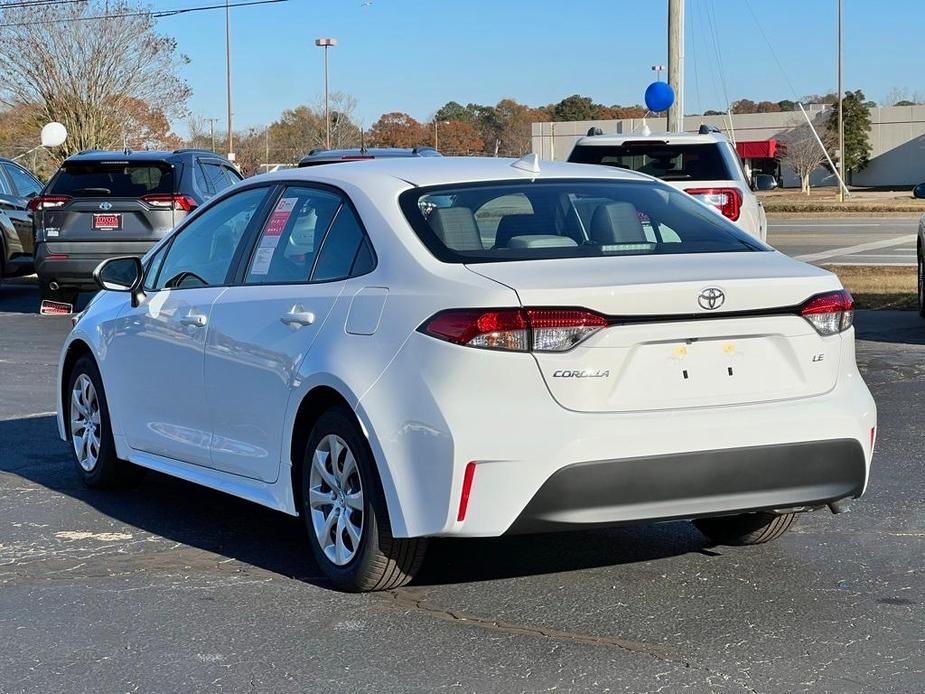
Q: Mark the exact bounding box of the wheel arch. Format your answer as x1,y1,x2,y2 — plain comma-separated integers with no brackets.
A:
288,384,406,534
60,338,95,437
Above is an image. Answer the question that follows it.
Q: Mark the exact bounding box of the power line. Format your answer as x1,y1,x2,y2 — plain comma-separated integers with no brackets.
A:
0,0,287,27
0,0,87,7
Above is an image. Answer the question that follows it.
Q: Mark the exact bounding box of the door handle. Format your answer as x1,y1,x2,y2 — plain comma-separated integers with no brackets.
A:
179,311,208,328
280,304,315,327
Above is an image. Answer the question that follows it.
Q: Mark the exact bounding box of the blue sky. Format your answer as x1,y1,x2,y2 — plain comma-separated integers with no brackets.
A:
160,0,925,134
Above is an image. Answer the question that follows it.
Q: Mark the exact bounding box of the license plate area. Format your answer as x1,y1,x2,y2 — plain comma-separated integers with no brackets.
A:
92,213,121,230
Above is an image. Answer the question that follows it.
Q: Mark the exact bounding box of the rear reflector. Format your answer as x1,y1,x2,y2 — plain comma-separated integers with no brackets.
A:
46,253,69,260
685,187,742,221
421,308,607,352
28,194,71,211
800,290,854,336
142,194,197,211
457,462,477,522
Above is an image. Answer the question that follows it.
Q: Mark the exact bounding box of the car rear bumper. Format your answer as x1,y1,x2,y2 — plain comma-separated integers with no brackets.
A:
34,241,154,288
360,331,876,538
507,439,865,533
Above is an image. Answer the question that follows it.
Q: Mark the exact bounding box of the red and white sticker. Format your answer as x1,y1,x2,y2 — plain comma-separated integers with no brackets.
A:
40,300,73,315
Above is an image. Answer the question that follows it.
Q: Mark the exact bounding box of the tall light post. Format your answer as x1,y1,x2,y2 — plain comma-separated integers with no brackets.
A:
225,0,234,161
836,0,845,202
205,117,218,153
315,37,337,150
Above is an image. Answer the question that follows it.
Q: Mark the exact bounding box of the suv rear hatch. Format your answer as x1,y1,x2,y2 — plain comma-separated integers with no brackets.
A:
466,252,846,413
35,159,185,243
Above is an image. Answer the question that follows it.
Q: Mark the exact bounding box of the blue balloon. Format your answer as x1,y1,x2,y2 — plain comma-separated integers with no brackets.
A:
645,81,675,112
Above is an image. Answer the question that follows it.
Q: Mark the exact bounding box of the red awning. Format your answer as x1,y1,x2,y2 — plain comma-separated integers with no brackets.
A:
736,139,777,159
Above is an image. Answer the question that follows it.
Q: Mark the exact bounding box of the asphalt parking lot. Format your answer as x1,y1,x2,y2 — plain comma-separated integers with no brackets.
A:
1,279,923,693
767,217,919,266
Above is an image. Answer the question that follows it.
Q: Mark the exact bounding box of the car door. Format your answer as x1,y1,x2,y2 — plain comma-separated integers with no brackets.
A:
106,185,273,466
0,162,39,254
204,185,375,482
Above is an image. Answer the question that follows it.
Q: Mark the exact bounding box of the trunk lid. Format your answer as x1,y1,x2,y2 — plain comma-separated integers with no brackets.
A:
467,251,845,412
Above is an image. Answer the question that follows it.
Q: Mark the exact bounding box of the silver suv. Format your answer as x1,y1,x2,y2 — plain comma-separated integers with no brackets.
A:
568,126,775,241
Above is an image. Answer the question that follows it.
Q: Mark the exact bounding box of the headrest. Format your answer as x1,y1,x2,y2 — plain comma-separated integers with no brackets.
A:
589,202,646,244
429,207,482,251
494,214,548,248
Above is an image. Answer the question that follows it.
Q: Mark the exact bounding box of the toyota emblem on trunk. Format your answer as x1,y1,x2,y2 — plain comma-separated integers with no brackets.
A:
99,201,112,210
698,287,725,310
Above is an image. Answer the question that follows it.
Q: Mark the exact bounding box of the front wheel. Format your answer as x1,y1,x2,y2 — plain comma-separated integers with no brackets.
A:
694,511,798,546
301,407,427,592
67,355,146,488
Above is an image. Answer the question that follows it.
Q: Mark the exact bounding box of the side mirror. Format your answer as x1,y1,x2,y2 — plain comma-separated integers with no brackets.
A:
913,183,925,199
753,174,778,192
93,256,145,306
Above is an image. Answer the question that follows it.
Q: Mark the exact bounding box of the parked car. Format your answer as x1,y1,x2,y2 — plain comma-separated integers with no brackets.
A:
568,125,775,241
58,156,875,592
298,146,440,167
32,149,242,308
0,157,43,285
917,210,925,317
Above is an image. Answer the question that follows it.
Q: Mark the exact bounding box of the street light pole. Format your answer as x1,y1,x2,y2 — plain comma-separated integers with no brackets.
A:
205,117,218,153
836,0,845,202
225,0,234,161
315,38,337,150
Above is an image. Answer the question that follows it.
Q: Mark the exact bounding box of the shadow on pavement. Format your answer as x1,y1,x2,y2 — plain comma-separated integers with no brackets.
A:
854,309,925,346
0,415,708,589
0,276,94,315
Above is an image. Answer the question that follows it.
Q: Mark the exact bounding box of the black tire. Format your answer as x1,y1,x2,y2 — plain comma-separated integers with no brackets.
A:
301,406,427,592
66,355,146,488
40,280,78,309
694,511,798,546
918,246,925,318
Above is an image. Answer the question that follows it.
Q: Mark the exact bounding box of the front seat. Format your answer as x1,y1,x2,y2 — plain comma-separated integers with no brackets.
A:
429,207,483,251
493,214,548,248
589,202,648,245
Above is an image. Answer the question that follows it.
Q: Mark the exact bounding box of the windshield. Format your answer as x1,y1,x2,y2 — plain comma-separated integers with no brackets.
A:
399,179,765,264
50,162,175,197
569,143,732,181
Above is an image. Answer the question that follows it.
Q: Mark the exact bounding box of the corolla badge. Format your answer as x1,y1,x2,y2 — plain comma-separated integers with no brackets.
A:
698,287,725,310
99,201,112,210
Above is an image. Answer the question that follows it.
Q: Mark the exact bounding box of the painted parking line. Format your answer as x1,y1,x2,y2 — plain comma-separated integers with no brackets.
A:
795,234,916,263
0,410,57,422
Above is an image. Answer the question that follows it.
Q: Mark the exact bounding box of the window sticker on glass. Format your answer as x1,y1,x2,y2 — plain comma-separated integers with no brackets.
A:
263,197,297,240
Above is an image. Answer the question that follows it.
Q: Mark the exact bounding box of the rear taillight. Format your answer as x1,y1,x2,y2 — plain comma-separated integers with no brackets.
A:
800,290,854,336
685,187,742,221
420,308,608,352
142,194,197,211
27,194,71,211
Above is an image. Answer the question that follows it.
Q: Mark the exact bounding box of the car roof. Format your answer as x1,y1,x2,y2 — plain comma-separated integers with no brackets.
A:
61,150,228,164
256,155,653,189
299,147,440,165
574,130,731,147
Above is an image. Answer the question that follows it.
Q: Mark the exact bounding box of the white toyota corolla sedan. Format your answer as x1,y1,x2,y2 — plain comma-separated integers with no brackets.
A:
57,156,876,591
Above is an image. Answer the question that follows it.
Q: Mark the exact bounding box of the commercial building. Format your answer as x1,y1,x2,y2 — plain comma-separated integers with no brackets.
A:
532,104,925,188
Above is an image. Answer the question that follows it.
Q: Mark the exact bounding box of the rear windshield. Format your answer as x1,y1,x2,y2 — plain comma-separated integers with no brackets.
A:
399,179,764,264
50,162,175,197
569,143,732,181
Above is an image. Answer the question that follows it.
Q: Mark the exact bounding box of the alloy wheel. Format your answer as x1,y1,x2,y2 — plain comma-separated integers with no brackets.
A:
308,434,364,566
70,374,101,472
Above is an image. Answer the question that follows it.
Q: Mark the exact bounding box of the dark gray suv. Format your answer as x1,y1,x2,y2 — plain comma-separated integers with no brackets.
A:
0,157,43,285
33,149,242,306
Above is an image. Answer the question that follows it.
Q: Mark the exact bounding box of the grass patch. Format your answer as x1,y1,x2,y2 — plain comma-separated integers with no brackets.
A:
822,264,917,310
761,189,925,215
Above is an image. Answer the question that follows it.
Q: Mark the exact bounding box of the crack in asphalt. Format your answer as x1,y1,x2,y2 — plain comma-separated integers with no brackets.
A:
381,588,763,693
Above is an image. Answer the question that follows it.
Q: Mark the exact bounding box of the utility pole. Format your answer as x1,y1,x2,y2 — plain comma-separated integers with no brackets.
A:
225,0,234,161
205,117,218,152
667,0,685,133
434,119,438,150
265,127,270,172
836,0,845,202
315,38,337,150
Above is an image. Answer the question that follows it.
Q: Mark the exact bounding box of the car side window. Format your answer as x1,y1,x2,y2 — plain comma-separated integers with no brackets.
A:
203,162,232,193
194,162,212,195
3,163,41,197
153,187,269,290
245,187,341,285
223,165,243,183
312,204,373,282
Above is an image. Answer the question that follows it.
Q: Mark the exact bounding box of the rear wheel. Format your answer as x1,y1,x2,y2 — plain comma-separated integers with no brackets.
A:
67,355,145,488
301,407,427,592
694,511,798,546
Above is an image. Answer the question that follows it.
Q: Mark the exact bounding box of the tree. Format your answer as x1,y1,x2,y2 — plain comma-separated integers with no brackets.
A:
731,99,758,114
121,98,183,151
434,101,471,123
778,119,834,194
368,112,426,148
826,89,872,177
494,98,547,156
777,99,796,112
552,95,595,121
436,120,483,155
0,1,190,157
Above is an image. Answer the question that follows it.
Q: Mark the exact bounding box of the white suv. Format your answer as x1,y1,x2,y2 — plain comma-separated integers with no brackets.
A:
568,126,773,241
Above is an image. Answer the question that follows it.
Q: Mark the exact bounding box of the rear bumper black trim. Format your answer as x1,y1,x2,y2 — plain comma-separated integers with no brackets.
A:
508,439,866,534
35,241,155,287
